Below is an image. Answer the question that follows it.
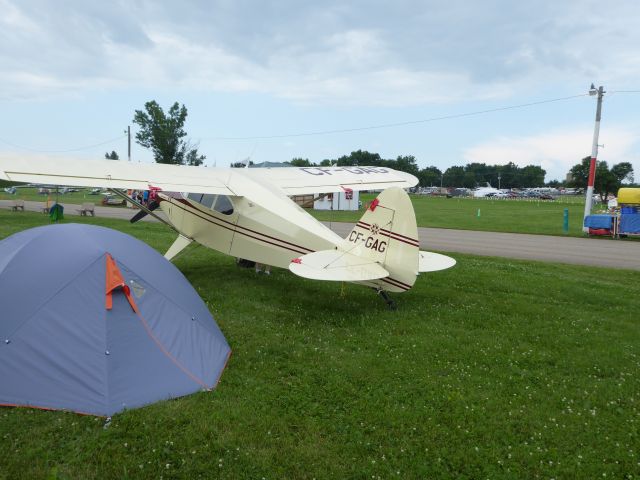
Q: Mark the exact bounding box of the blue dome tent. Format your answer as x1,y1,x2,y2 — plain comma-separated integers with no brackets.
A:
0,224,230,416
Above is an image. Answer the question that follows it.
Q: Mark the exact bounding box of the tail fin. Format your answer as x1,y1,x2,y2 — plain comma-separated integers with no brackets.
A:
342,187,420,291
288,187,456,291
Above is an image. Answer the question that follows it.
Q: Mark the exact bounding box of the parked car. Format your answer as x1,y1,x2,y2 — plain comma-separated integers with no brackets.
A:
3,187,17,194
101,194,126,206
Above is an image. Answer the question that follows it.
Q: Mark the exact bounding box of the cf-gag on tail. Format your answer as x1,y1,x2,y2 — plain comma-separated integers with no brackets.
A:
289,187,456,308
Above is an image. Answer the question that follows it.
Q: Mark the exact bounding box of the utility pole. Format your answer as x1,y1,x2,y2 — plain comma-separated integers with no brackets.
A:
498,173,501,190
582,84,605,232
127,125,131,162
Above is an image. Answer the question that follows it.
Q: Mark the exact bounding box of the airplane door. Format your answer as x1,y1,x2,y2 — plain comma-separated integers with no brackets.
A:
162,194,238,254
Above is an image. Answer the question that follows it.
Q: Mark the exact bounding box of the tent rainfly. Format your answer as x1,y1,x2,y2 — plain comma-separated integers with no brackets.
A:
0,224,230,416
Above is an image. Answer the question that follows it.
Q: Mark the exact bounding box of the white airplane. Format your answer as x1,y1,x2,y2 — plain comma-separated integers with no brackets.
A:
0,155,456,307
472,183,502,198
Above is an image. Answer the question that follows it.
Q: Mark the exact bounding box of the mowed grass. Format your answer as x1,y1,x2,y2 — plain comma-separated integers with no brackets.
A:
1,212,639,479
0,187,102,205
2,188,599,236
312,194,596,237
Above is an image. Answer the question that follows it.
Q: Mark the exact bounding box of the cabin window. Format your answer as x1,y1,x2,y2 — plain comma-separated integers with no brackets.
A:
187,193,234,215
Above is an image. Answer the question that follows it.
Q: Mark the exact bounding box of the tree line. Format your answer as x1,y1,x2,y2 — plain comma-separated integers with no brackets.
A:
567,157,634,201
273,151,547,189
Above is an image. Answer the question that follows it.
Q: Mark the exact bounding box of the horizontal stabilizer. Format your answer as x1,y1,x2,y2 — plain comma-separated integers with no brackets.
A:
289,249,389,282
418,251,456,273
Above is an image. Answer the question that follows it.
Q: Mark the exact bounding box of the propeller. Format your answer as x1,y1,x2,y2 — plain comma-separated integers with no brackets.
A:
130,200,160,223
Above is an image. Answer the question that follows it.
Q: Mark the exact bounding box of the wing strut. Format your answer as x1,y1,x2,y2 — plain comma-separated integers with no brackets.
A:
164,234,193,261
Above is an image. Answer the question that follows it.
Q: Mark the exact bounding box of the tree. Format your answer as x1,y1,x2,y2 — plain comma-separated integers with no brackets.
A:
498,162,519,189
289,157,313,167
231,160,253,168
393,155,420,176
443,166,465,187
418,166,442,187
336,150,383,167
104,151,119,160
568,157,634,201
179,140,205,166
464,163,491,186
519,165,546,188
462,171,477,189
133,101,205,165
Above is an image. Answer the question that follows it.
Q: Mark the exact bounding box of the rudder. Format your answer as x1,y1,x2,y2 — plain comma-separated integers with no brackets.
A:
341,187,419,292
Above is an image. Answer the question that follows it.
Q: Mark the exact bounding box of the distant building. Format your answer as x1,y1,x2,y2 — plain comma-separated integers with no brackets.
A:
313,190,360,211
247,161,360,210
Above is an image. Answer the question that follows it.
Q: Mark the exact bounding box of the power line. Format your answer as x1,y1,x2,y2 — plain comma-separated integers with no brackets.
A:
201,93,590,141
2,90,637,151
0,134,127,153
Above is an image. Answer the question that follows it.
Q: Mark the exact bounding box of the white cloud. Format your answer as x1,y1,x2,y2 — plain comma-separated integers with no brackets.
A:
2,1,640,105
463,126,640,180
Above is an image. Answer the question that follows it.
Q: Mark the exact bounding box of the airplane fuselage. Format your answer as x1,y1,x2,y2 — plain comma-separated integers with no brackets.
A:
158,192,341,269
156,191,416,293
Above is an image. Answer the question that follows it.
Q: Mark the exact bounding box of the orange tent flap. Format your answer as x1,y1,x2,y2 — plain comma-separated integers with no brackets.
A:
105,253,138,313
106,253,125,295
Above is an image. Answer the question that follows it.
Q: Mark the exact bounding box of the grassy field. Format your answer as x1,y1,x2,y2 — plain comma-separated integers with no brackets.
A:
1,188,604,237
0,187,101,204
1,211,639,479
313,194,600,237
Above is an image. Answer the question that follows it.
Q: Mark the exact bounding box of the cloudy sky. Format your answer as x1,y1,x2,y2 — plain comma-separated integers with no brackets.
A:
1,0,639,182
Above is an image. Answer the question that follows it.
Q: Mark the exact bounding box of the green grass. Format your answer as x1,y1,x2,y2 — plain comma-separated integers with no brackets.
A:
312,194,598,237
0,187,101,204
1,211,639,479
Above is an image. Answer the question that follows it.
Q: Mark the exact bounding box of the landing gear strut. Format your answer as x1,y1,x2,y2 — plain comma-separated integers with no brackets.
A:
377,289,397,310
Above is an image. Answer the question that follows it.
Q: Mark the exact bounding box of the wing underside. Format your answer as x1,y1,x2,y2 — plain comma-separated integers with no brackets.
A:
0,155,235,195
0,155,418,195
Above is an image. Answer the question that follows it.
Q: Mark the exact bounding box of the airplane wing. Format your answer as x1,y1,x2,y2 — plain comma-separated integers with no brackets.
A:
241,165,418,194
0,155,417,195
0,155,235,195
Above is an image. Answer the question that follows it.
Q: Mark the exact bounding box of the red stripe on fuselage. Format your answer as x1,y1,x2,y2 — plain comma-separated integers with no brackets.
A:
381,277,411,291
165,198,415,292
165,198,313,255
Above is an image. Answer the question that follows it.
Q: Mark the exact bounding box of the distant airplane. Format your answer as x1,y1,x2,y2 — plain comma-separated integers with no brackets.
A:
0,156,456,307
472,183,502,198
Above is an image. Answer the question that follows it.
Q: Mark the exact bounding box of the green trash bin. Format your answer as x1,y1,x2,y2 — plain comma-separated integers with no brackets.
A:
49,203,64,222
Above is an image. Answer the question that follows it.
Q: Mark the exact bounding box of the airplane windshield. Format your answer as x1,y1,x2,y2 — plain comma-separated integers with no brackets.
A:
187,193,234,215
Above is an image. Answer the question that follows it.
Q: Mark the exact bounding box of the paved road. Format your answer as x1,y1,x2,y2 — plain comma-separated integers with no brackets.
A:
3,199,640,270
327,221,640,270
